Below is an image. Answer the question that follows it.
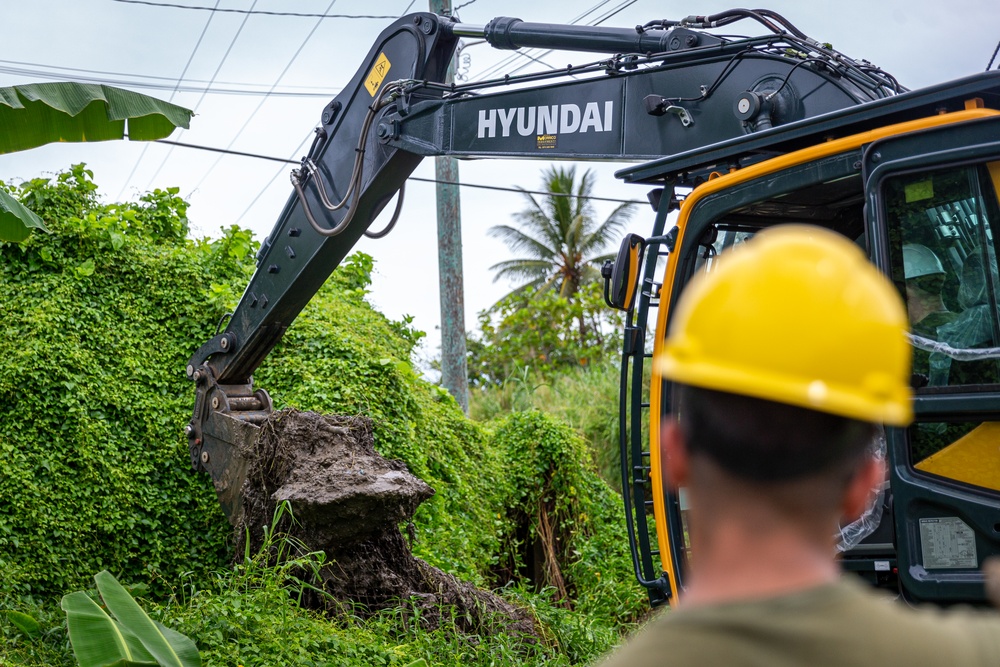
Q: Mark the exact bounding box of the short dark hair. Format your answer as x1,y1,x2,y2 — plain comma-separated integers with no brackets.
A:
676,385,876,483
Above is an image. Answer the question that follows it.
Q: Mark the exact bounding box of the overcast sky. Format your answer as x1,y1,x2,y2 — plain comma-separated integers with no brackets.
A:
2,0,998,369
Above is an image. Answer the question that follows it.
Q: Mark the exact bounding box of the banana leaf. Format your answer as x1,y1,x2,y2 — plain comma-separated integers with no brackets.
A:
61,571,200,667
2,609,41,638
0,82,192,154
0,188,47,242
94,571,201,667
0,81,192,242
61,591,157,667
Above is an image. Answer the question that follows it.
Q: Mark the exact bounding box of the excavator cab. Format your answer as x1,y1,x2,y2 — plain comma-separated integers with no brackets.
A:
612,100,1000,607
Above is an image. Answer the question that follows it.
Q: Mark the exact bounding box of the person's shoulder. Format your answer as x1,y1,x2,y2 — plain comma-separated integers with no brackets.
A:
807,577,1000,665
596,579,1000,667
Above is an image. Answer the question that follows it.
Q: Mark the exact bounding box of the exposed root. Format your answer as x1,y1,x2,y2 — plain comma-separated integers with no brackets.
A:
234,408,539,641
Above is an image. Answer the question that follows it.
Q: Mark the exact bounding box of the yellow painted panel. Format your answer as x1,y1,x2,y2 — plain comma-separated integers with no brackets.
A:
916,422,1000,492
987,162,1000,204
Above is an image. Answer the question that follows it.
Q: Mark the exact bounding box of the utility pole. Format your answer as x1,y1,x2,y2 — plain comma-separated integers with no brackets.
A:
430,0,469,413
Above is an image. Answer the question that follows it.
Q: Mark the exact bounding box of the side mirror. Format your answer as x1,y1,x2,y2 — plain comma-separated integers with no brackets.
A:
603,233,646,311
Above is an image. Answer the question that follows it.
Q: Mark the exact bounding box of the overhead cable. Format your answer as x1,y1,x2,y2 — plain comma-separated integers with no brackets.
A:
119,0,219,200
188,0,338,193
0,63,335,97
233,0,422,227
143,0,261,191
988,39,1000,71
110,0,396,18
154,138,644,205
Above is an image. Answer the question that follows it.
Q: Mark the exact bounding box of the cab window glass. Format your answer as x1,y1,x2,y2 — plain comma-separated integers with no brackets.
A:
692,226,756,274
884,163,1000,389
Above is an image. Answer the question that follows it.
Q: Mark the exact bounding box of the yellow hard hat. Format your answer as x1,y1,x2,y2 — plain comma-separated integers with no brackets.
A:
656,225,913,426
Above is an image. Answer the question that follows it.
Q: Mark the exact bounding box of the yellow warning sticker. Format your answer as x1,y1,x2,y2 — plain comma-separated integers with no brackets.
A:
905,179,934,203
365,53,392,97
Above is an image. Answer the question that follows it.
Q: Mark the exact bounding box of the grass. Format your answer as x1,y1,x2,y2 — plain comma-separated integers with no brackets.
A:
1,502,635,667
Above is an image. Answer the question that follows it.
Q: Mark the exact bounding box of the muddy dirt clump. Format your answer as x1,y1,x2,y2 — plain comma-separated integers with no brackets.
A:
235,409,538,639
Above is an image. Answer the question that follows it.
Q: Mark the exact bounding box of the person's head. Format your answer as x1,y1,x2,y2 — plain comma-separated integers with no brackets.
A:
903,244,947,315
656,225,913,521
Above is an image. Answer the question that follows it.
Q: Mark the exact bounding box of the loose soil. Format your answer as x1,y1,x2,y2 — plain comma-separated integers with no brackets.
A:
234,408,539,639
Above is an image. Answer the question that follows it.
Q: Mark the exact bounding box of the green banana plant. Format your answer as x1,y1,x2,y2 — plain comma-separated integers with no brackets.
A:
61,571,200,667
0,81,192,243
2,609,41,638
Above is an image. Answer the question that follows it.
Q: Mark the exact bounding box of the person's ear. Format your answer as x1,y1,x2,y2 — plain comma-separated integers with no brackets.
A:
842,455,885,522
662,418,690,490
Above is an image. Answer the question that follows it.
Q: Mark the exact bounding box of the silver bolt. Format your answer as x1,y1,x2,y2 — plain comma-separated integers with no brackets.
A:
201,451,210,464
220,337,229,350
184,424,194,438
186,364,194,377
737,98,751,114
211,397,220,410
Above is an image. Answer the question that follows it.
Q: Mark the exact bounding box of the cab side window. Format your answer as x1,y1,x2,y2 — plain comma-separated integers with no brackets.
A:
884,164,1000,389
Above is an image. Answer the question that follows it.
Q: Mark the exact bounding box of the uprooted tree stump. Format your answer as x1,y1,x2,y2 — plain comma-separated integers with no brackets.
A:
234,409,539,639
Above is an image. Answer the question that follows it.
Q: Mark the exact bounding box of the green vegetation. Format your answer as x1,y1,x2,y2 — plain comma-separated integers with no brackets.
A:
472,166,633,488
467,280,626,488
0,166,646,666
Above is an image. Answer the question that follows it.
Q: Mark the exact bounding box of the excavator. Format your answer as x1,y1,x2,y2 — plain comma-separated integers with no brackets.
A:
184,8,1000,608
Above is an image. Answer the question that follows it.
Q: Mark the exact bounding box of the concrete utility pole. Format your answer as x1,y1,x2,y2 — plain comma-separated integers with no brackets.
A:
430,0,470,413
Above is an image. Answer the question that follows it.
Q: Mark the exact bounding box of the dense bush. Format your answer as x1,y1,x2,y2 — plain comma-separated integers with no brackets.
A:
0,165,240,598
0,166,646,666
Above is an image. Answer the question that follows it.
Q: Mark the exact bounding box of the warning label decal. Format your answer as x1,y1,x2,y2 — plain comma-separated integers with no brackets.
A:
365,53,391,97
919,517,978,569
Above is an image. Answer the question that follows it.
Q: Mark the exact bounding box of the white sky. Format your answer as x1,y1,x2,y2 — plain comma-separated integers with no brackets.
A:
2,0,998,368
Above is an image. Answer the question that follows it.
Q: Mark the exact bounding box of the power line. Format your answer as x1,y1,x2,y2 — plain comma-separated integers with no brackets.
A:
0,62,335,98
233,132,315,226
119,0,219,200
988,38,1000,71
110,0,397,18
142,0,262,191
158,138,296,164
154,138,645,205
188,0,339,194
233,0,433,228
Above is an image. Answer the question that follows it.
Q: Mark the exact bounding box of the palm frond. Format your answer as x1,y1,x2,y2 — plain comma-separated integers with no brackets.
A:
578,201,636,256
489,258,553,284
487,225,557,260
488,276,550,310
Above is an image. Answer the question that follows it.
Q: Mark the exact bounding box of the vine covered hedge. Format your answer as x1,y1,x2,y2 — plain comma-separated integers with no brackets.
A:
0,166,646,665
0,165,241,597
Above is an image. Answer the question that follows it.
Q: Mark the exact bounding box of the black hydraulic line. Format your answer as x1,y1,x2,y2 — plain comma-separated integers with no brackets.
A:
363,183,405,239
692,9,784,35
747,8,809,39
290,81,405,238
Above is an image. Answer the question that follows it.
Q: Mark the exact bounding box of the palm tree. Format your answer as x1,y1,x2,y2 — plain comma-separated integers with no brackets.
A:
488,165,634,303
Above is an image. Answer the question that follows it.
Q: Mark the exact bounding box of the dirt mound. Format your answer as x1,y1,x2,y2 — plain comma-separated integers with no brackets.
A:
235,409,538,639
